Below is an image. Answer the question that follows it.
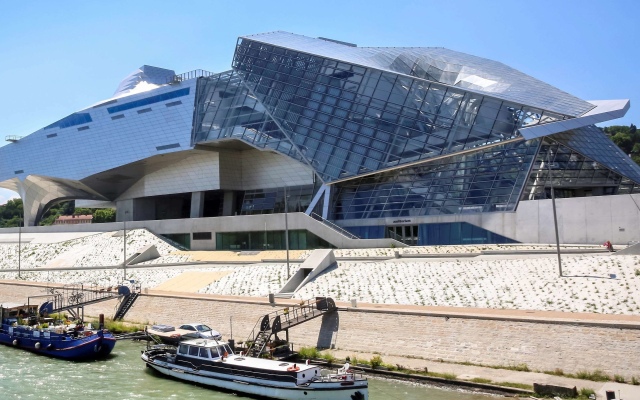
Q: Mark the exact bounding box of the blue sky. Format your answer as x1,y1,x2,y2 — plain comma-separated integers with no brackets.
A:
1,0,639,204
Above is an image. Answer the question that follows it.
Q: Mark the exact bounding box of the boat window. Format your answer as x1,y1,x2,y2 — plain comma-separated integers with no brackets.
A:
188,346,199,356
210,346,220,358
199,348,210,358
217,346,227,356
178,344,189,355
223,344,233,355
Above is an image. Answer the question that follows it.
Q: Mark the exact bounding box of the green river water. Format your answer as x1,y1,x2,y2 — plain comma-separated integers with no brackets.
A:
0,341,498,399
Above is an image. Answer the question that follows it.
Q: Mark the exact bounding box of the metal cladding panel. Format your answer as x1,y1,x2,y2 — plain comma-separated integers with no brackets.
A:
0,81,197,183
550,125,640,185
240,31,594,117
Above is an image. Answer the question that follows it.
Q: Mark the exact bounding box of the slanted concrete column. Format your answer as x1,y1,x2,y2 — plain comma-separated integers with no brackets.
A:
223,191,236,216
190,191,205,218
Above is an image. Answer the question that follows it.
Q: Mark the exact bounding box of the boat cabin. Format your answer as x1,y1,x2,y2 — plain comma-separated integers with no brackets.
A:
177,340,234,360
175,339,322,385
0,303,38,325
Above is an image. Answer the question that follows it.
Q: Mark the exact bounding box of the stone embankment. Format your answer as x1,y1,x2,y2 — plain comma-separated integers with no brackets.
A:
1,280,638,385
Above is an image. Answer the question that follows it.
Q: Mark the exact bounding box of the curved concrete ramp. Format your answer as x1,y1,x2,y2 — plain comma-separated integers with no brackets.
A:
153,271,231,292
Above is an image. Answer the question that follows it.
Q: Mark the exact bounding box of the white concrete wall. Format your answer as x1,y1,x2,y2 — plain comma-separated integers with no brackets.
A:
119,151,220,199
240,149,313,190
339,193,640,245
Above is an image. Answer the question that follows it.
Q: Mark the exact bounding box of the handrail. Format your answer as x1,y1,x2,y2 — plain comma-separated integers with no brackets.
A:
310,213,359,239
166,69,216,84
244,297,334,356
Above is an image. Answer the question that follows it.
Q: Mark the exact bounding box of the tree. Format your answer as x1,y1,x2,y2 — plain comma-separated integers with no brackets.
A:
93,209,116,223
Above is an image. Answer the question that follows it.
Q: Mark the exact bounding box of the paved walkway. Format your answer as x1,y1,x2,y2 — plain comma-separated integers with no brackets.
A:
327,347,640,399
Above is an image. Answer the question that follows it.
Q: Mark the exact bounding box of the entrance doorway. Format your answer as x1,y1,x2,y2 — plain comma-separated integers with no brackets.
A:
387,225,419,245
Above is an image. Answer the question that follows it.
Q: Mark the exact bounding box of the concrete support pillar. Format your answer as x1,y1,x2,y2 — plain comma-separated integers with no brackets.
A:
223,191,236,216
190,191,205,218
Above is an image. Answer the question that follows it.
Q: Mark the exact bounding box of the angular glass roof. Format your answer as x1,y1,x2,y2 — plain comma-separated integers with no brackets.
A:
550,125,640,184
241,31,594,118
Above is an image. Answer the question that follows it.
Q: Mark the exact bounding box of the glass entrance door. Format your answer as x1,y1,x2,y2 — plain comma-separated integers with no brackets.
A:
387,225,418,245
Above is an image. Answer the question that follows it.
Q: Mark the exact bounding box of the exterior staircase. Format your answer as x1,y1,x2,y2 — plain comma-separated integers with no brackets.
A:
114,292,140,321
244,297,337,358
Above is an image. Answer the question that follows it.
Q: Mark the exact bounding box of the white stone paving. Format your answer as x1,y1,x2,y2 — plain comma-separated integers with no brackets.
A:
294,254,640,314
0,229,191,269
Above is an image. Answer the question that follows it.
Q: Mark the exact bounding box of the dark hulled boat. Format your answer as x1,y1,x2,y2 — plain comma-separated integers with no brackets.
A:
0,303,116,360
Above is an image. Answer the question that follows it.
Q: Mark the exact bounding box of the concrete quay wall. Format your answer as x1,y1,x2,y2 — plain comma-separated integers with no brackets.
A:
2,281,638,379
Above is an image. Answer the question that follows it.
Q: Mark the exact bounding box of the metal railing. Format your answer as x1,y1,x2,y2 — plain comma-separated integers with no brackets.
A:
5,135,24,142
244,297,335,356
309,213,359,239
166,69,216,84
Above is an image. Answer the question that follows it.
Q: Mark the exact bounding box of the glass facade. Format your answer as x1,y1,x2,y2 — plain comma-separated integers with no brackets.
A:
231,38,563,183
215,230,333,250
193,71,303,161
524,139,640,199
331,139,539,219
240,184,315,215
107,88,190,114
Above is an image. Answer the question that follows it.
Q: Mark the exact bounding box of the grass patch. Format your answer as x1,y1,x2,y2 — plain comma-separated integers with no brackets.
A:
370,355,383,369
575,369,610,382
614,374,626,383
543,368,565,376
579,388,595,398
494,381,533,390
632,376,639,385
318,352,336,364
470,378,492,384
297,346,320,359
427,371,457,380
96,319,143,334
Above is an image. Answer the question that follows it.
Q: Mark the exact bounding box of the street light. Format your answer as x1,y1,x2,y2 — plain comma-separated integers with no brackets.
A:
123,210,129,282
283,186,290,280
547,146,563,277
17,216,22,279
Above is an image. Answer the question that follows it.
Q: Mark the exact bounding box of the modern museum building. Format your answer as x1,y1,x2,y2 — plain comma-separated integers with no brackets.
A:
1,31,639,249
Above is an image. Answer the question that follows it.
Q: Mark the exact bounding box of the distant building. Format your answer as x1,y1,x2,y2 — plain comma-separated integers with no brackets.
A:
54,215,93,225
1,32,638,248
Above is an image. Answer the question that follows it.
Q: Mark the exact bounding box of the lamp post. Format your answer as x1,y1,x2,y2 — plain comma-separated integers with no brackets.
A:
283,186,290,280
547,146,563,277
123,210,129,282
17,216,22,279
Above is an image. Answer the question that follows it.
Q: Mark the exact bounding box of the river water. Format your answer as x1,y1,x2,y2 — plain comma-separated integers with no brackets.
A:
0,341,497,399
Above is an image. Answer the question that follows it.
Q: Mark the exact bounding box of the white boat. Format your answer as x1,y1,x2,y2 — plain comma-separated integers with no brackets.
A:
141,339,368,400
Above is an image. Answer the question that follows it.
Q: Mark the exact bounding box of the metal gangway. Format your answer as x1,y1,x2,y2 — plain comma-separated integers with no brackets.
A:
28,283,128,321
244,297,337,358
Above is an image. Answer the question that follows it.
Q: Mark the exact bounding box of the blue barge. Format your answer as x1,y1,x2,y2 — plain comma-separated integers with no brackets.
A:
0,303,116,360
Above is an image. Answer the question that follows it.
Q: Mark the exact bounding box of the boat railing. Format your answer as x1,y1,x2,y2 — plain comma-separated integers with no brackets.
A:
320,367,367,382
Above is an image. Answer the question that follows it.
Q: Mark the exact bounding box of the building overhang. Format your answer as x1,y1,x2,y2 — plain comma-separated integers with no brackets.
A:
519,99,630,140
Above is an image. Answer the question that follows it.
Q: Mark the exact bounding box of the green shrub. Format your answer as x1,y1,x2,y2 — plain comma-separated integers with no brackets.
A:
635,269,640,276
632,376,639,385
370,355,383,369
96,319,143,334
298,346,320,359
614,374,626,383
319,352,336,364
579,388,595,397
575,369,610,382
